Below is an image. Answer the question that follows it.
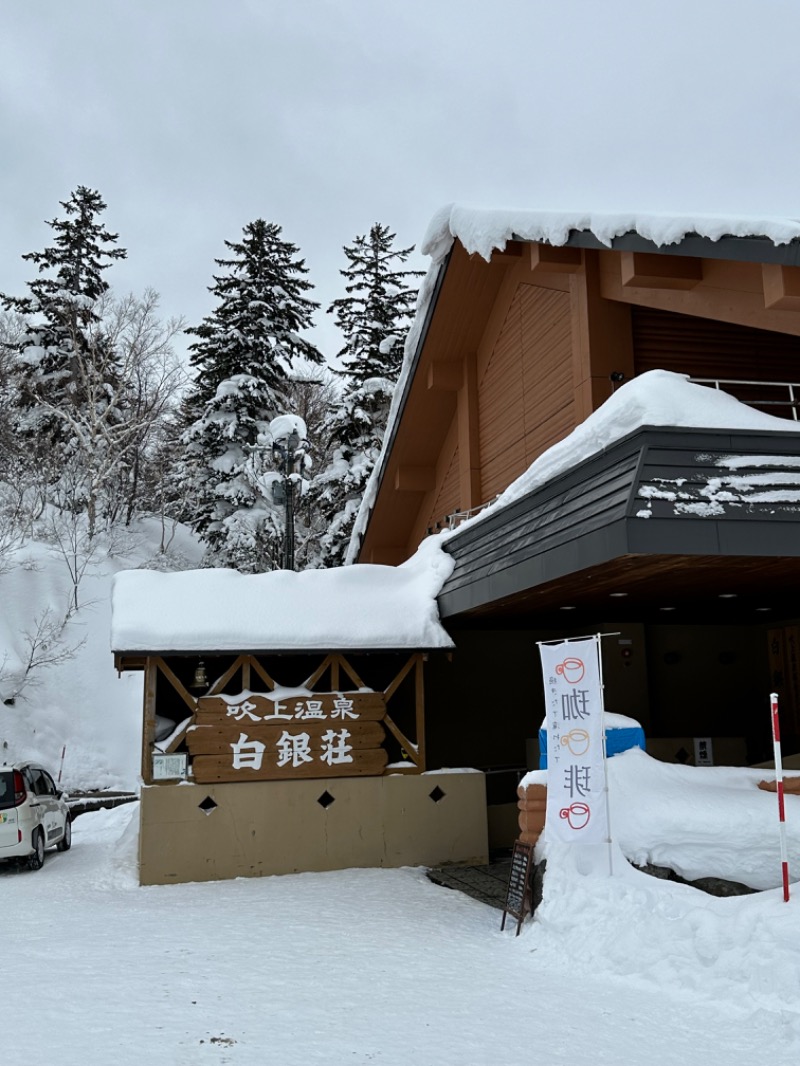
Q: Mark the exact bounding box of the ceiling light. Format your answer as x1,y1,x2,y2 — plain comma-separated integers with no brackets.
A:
560,606,577,611
756,607,772,612
609,592,628,598
718,593,737,599
660,607,676,612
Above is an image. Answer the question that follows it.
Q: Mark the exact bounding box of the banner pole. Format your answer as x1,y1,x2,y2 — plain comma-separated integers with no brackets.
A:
770,692,791,902
596,633,613,877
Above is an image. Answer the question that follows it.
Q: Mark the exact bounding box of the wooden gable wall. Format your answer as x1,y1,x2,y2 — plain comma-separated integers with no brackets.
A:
360,242,800,566
478,284,574,500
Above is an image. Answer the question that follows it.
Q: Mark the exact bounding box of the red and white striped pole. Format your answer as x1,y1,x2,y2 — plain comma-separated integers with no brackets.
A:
770,693,791,903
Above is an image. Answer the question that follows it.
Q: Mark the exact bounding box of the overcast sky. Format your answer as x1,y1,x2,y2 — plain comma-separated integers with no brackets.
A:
2,0,799,364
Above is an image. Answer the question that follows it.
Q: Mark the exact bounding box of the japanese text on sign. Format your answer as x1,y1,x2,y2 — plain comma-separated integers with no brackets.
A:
538,638,609,844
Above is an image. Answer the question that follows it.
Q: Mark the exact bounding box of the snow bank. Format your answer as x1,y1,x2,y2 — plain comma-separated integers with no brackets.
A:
524,747,800,891
112,534,455,652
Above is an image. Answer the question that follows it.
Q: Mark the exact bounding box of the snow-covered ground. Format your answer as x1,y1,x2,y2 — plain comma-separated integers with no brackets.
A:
6,800,800,1066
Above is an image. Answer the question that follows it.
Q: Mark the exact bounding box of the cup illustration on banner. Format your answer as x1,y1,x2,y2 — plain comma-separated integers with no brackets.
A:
559,802,591,831
555,657,585,684
561,728,590,757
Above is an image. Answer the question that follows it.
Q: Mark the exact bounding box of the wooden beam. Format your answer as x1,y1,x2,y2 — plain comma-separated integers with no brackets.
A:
142,657,157,785
203,655,244,698
336,653,366,690
530,243,582,273
161,716,194,755
249,656,276,691
457,351,481,510
490,241,524,262
426,360,463,392
394,465,436,492
383,653,417,702
570,251,635,420
382,714,421,767
303,654,334,690
620,251,703,290
415,655,426,771
763,263,800,311
154,656,197,713
115,653,146,673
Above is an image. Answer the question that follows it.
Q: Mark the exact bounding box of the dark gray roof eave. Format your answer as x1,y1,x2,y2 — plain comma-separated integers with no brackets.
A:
553,228,800,267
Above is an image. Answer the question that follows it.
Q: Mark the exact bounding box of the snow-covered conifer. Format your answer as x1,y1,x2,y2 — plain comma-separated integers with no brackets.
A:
328,223,422,384
181,220,321,572
1,186,127,452
310,225,421,567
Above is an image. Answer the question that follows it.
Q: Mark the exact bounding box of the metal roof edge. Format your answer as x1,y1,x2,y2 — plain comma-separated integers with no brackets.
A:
442,423,800,555
553,229,800,266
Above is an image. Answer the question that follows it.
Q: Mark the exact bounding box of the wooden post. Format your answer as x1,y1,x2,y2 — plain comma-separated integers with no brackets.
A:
415,654,426,771
142,657,157,785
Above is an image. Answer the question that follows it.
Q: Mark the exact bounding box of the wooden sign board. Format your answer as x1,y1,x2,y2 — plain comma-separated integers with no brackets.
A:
192,747,388,784
501,840,535,935
196,691,386,725
187,720,385,755
189,690,389,784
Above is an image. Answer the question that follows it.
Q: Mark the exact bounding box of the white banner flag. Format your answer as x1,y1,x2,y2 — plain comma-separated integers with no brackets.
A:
539,636,609,845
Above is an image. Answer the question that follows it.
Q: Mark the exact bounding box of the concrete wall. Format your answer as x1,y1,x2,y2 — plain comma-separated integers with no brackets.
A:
138,771,488,886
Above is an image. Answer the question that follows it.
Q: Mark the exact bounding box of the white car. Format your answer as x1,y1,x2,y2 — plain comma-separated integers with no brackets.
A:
0,762,72,870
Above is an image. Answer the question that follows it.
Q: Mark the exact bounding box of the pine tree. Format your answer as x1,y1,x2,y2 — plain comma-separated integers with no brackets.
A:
310,378,394,568
328,223,422,384
181,219,321,572
1,186,127,450
309,225,422,567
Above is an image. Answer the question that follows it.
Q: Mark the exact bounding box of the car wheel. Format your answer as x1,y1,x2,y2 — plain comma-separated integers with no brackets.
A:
56,816,72,852
27,828,45,871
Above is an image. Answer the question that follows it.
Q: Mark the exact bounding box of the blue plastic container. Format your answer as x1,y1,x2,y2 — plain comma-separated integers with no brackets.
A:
538,721,645,769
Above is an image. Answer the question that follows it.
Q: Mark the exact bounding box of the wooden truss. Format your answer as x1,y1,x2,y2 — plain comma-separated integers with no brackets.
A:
141,652,426,784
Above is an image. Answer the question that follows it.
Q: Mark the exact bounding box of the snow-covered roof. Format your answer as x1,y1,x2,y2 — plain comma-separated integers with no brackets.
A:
346,203,800,563
421,204,800,263
111,536,455,653
457,370,800,532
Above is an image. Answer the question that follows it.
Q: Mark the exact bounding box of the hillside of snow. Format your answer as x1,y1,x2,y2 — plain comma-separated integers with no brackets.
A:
0,518,203,792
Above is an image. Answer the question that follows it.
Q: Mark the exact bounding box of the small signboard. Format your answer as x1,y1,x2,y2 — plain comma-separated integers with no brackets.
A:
152,753,188,781
501,840,535,935
694,737,713,766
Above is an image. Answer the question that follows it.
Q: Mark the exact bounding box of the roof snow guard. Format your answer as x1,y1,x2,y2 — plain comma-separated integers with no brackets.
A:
110,537,455,655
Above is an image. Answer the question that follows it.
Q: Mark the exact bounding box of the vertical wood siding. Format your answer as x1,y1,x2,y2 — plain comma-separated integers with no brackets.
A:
479,285,574,500
429,443,461,528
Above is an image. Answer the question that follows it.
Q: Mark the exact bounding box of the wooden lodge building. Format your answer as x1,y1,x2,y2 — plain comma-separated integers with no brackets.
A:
114,206,800,884
350,207,800,837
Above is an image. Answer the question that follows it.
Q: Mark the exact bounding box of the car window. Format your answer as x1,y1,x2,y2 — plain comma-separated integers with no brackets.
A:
0,771,13,811
40,771,57,796
28,769,49,796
